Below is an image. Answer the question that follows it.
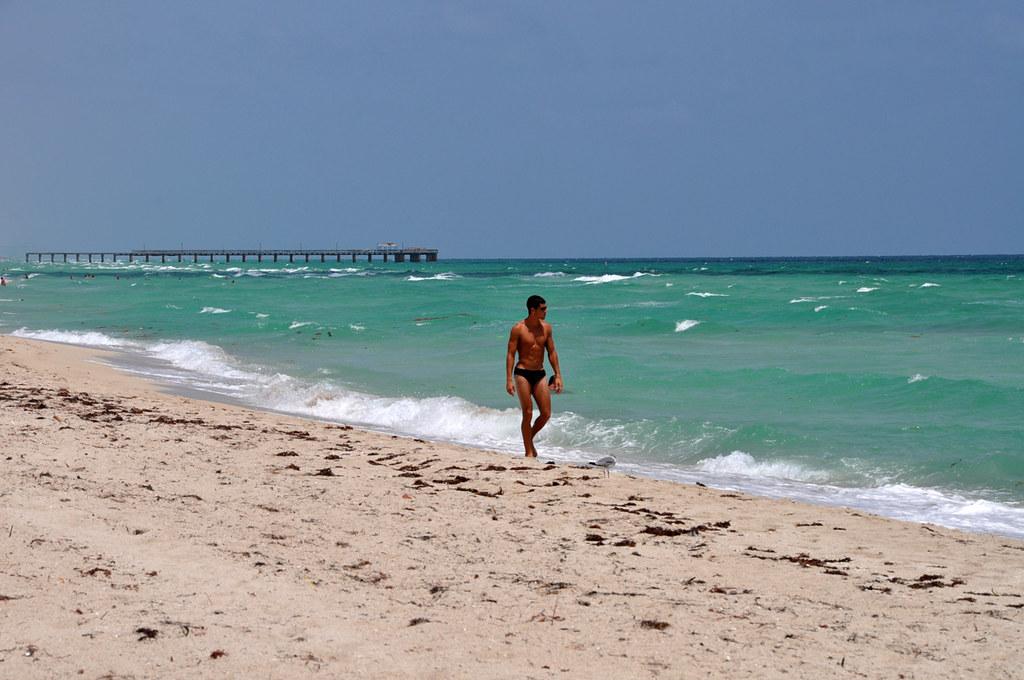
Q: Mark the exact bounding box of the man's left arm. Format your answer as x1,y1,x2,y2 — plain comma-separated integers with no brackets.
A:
546,325,563,394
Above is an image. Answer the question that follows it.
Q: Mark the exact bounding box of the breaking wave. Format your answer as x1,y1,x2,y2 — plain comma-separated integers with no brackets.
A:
574,272,655,285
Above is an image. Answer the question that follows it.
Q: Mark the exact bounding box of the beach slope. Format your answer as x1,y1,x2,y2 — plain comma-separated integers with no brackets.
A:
1,336,1022,678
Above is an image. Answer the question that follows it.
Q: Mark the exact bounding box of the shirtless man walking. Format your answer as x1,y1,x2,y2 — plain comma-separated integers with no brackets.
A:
506,295,563,457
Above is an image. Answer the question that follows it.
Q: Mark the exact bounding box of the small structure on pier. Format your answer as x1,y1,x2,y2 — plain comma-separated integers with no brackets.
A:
25,247,439,264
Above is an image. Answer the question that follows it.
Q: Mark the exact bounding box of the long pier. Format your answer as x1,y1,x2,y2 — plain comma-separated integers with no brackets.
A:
25,248,439,264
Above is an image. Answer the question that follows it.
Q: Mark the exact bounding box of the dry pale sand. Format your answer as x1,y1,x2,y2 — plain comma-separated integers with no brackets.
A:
1,335,1023,679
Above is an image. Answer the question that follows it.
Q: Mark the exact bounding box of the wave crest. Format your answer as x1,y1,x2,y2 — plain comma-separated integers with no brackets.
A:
11,328,141,349
696,451,828,482
574,272,655,285
407,272,458,282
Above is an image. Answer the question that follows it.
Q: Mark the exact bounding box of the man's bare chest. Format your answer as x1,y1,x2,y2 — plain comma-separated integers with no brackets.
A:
519,327,547,350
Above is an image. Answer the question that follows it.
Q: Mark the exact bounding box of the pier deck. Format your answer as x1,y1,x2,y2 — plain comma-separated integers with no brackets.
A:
25,248,439,264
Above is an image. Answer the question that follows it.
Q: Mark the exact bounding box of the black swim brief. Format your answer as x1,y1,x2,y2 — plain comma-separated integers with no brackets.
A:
513,366,546,389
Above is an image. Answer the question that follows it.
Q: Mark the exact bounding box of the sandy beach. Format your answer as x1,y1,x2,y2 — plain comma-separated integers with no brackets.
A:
1,335,1022,679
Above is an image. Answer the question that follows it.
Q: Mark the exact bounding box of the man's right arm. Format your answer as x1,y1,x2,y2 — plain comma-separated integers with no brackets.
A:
505,327,518,395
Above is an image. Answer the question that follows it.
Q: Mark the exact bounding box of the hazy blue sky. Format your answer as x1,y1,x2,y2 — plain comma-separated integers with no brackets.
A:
2,2,1022,258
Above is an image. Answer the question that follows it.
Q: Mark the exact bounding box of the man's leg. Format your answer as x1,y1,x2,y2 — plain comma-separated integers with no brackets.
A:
514,375,537,457
530,380,552,446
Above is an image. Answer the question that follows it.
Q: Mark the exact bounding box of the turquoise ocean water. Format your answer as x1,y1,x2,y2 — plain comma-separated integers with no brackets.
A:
3,255,1023,537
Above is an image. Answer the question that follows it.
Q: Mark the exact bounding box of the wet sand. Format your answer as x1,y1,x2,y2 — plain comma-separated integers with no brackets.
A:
1,335,1022,678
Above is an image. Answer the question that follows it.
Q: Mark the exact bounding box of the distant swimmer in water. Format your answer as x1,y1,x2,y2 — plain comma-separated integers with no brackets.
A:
506,295,563,457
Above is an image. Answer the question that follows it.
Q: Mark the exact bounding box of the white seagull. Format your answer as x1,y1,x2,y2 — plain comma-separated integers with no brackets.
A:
587,455,617,477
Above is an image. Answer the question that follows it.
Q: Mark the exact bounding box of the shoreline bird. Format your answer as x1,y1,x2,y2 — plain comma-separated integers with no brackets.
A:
588,455,617,477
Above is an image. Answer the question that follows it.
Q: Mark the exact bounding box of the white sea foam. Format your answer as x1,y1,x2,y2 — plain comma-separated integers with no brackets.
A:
9,329,251,383
856,287,878,293
696,451,829,482
11,328,142,349
271,388,520,449
574,272,655,285
674,320,701,333
165,304,182,310
407,272,458,282
790,295,845,304
255,313,269,319
199,307,231,314
349,324,365,331
289,321,314,330
147,340,261,381
328,268,369,278
832,485,1024,538
686,292,727,298
265,386,651,465
908,374,929,383
533,271,566,278
919,282,941,288
814,305,828,312
655,459,1024,539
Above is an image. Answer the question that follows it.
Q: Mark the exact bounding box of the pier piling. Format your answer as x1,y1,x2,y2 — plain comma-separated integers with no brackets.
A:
25,248,439,265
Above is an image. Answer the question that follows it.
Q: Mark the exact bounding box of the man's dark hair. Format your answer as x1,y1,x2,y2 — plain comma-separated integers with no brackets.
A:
526,295,546,311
